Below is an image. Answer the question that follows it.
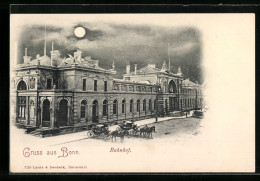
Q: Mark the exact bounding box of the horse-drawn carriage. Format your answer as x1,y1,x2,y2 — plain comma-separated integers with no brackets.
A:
87,124,110,140
87,121,157,142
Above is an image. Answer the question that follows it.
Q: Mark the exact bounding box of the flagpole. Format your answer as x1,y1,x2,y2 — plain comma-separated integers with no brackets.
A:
44,24,46,56
168,43,170,71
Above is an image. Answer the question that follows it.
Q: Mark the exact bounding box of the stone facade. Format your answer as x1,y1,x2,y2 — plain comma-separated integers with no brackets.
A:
11,48,204,130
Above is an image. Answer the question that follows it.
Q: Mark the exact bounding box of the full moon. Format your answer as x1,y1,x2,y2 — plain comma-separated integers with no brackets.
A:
74,27,86,38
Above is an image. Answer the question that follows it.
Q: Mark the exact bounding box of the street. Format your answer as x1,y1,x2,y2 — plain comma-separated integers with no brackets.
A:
53,116,203,146
10,116,204,147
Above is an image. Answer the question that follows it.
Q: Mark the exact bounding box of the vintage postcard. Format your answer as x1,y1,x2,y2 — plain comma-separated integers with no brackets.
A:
9,14,255,173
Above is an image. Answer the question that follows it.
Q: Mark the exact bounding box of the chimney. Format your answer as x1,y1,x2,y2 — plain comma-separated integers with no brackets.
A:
23,47,31,63
126,62,130,75
134,64,137,75
50,41,60,66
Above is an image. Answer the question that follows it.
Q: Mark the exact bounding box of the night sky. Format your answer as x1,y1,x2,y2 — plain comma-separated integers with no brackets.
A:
16,21,203,83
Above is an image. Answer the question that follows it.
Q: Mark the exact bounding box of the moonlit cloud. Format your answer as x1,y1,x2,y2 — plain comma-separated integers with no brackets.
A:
14,19,203,83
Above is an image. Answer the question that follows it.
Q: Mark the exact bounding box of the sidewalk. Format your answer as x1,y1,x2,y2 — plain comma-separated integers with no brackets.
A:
108,113,193,131
34,113,194,146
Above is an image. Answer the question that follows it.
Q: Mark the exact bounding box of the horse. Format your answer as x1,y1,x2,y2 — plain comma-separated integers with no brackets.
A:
140,125,156,139
129,124,139,136
110,129,125,142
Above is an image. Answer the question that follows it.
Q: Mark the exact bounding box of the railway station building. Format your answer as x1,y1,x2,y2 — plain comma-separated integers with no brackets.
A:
10,44,204,134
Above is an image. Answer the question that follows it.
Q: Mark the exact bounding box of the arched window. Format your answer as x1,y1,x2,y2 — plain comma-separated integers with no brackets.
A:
80,100,87,118
103,100,108,116
17,80,27,90
122,99,126,114
137,99,140,112
130,99,133,113
113,100,118,115
168,80,177,93
92,100,99,123
143,99,146,111
149,99,152,111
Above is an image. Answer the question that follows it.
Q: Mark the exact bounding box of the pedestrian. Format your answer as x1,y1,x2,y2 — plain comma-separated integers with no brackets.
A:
186,112,188,118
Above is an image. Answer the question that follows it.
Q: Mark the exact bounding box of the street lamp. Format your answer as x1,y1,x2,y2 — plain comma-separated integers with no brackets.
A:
155,85,161,123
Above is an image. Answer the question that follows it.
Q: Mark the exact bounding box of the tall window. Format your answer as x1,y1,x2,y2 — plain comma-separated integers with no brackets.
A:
113,100,118,115
18,96,26,119
169,80,177,93
29,100,35,119
164,82,167,93
130,99,133,113
103,100,108,116
17,80,27,90
143,99,146,111
154,99,157,111
47,79,52,89
149,99,152,111
80,100,87,118
104,81,107,92
83,79,86,91
122,100,126,114
94,80,97,91
137,99,140,112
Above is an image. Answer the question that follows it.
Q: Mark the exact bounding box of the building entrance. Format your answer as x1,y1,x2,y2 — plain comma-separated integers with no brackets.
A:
42,99,50,127
92,100,99,123
59,99,68,126
169,97,178,111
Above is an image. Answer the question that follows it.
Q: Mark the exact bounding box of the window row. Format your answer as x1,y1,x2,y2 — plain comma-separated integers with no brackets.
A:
82,79,106,92
113,83,156,93
80,99,156,118
182,89,196,94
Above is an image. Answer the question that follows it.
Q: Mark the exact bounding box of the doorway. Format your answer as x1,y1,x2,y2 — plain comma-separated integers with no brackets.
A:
42,99,50,127
59,99,68,126
92,100,99,123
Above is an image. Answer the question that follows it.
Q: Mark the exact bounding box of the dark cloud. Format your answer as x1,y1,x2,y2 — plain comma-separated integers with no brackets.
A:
109,24,153,36
17,22,203,83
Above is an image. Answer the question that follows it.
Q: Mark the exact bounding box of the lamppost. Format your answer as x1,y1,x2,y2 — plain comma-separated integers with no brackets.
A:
155,85,161,123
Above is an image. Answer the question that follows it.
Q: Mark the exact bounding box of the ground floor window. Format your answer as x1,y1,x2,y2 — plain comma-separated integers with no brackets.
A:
113,100,118,115
122,100,126,114
80,100,87,118
18,96,26,119
29,100,35,119
143,99,146,111
137,99,140,112
103,100,108,116
130,99,133,113
149,99,152,111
